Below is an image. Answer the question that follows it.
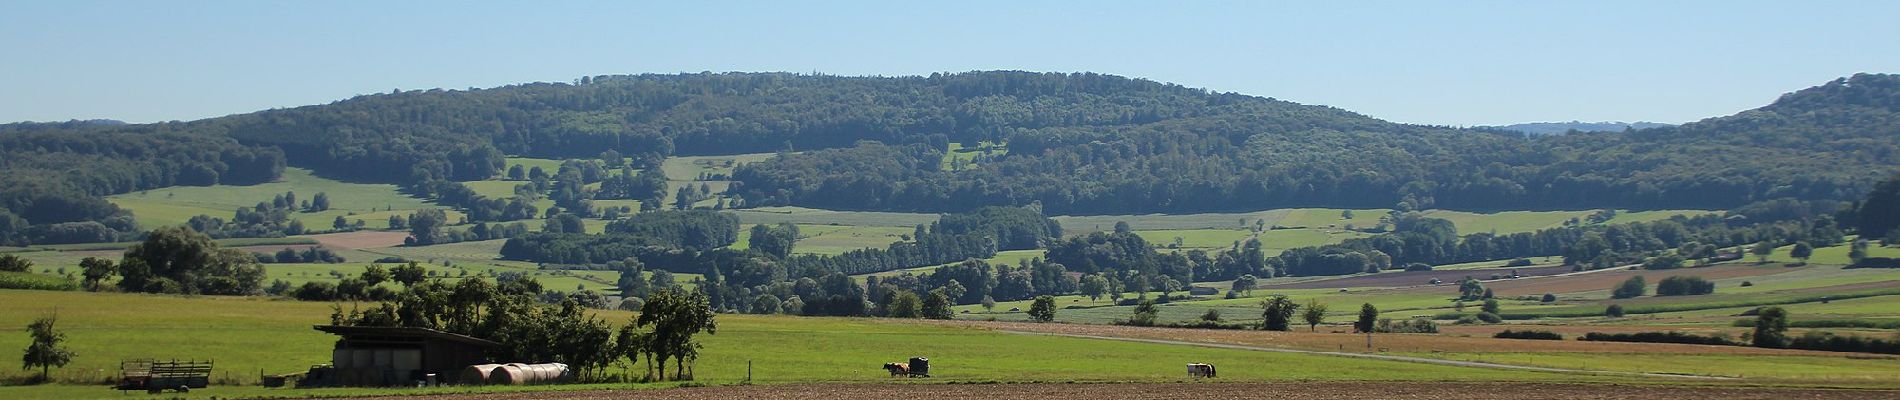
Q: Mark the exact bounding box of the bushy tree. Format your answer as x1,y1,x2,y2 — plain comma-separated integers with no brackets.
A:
1231,274,1258,296
1790,242,1814,264
1079,274,1108,301
78,257,114,291
1752,240,1776,263
1605,304,1626,318
1354,303,1379,333
1611,276,1646,299
1027,295,1057,322
1258,295,1299,331
1753,306,1789,348
1480,299,1501,314
390,262,428,287
922,289,954,320
0,254,30,272
887,291,922,318
1656,276,1716,296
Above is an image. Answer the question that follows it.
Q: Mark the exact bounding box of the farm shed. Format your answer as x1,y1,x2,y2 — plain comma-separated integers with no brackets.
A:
313,325,498,387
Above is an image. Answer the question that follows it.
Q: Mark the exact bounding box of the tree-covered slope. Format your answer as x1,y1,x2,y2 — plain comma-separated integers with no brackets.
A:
4,71,1898,244
729,73,1900,214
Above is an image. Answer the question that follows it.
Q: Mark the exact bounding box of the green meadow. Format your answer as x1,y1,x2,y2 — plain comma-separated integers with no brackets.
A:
108,168,463,231
0,290,1582,399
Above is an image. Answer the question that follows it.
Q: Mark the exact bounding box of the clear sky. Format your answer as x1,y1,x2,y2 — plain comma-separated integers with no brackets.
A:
3,1,1897,126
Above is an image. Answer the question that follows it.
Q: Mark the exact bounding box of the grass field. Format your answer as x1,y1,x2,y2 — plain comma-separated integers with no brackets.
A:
1131,229,1256,249
1053,210,1290,234
729,206,939,228
108,168,450,230
0,290,1589,399
940,141,1007,171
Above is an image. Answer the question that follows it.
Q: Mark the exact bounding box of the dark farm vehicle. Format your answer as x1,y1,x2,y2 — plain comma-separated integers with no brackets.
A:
115,359,213,394
888,357,930,378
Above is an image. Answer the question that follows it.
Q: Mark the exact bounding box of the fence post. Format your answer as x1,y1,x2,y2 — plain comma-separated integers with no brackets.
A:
746,360,752,383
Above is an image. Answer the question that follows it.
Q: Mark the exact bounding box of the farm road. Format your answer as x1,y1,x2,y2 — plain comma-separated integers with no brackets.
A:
998,330,1734,380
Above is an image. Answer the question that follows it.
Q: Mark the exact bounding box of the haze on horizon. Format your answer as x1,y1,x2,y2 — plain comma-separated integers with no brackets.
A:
3,0,1897,126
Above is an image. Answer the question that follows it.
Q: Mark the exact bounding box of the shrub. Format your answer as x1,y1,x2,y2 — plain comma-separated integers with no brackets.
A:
1540,293,1557,303
1579,331,1736,346
0,254,32,272
1611,276,1646,299
1475,312,1503,323
1374,317,1439,333
1455,315,1480,325
1604,304,1625,318
1740,281,1754,287
1848,257,1900,269
1785,331,1900,355
1494,330,1564,340
1505,258,1534,267
1402,263,1433,272
1655,276,1716,296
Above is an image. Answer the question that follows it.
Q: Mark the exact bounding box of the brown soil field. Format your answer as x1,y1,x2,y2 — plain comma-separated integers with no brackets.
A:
304,231,411,249
329,382,1899,400
935,320,1851,356
1472,263,1800,297
1260,265,1572,290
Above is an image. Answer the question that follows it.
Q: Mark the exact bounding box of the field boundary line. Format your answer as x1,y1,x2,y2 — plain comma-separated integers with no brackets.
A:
997,330,1737,380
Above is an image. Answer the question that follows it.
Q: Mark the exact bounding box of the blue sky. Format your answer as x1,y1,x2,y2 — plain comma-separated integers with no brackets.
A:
2,1,1896,126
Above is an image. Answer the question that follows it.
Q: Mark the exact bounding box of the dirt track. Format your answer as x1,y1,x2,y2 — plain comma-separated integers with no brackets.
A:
331,382,1898,400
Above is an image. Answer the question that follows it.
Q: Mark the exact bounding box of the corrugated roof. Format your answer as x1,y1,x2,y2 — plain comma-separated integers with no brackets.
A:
312,325,501,347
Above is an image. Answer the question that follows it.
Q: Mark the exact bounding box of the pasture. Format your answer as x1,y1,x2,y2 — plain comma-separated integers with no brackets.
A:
108,168,450,230
0,290,1596,399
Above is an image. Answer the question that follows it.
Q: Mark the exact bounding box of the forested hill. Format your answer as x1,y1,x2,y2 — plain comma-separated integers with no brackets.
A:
729,73,1900,214
3,71,1898,243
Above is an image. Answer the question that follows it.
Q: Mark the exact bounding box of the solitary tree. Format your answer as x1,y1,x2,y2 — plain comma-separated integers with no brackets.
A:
1604,304,1625,318
1231,274,1258,297
1790,242,1814,265
22,314,74,383
980,295,997,312
1752,306,1789,348
1850,240,1871,264
1354,303,1379,333
1079,275,1109,301
1027,295,1057,322
1259,295,1300,331
1301,300,1329,332
1751,240,1776,264
1481,299,1501,314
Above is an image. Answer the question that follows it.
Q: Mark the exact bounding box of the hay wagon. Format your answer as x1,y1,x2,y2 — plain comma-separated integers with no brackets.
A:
115,359,213,394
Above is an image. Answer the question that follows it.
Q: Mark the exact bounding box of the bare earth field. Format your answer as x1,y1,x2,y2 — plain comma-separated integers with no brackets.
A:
1260,265,1572,290
303,231,411,249
940,320,1846,356
329,382,1898,400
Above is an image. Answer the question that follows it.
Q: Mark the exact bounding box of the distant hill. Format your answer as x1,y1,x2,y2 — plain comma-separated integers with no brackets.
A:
5,71,1900,245
1483,121,1674,135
